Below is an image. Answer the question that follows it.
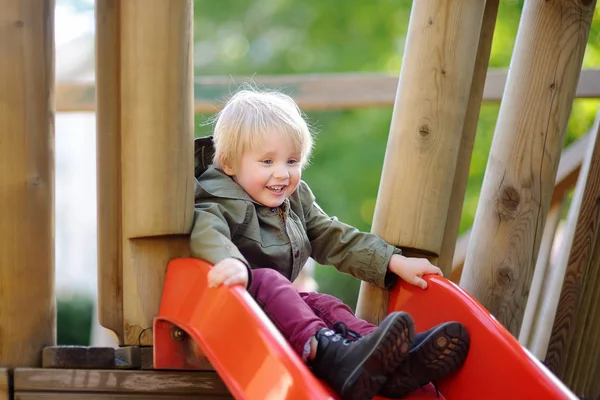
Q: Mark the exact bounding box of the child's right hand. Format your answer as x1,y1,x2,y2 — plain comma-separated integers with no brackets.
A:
207,257,249,288
388,254,443,289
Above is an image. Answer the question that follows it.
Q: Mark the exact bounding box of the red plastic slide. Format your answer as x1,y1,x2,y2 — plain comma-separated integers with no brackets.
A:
154,258,577,399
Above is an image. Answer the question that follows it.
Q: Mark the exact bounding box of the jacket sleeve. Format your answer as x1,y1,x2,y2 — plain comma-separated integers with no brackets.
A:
190,197,253,287
299,181,401,289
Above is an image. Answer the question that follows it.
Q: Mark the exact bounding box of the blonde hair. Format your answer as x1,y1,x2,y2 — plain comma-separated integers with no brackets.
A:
212,87,313,171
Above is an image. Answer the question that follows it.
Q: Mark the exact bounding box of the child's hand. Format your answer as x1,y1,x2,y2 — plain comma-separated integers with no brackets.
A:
388,254,443,289
207,258,249,288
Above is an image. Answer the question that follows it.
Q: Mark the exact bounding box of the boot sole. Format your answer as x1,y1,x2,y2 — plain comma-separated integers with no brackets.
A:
380,321,470,398
340,312,415,400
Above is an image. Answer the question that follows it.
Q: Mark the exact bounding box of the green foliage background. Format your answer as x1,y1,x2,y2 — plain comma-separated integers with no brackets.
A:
190,1,600,310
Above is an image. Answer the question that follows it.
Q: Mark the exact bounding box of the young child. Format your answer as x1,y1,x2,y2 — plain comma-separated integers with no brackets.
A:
191,88,470,399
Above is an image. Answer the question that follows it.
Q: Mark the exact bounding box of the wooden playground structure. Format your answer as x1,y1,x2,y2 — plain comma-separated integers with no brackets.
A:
2,0,600,398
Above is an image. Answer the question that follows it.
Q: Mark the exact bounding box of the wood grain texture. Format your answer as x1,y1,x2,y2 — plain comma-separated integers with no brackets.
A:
0,369,8,400
0,0,56,366
16,394,232,400
460,0,596,336
356,0,486,323
123,236,191,346
13,368,229,395
451,130,592,282
120,0,195,239
543,115,600,397
95,0,195,345
437,0,500,275
96,0,124,344
518,201,564,351
55,69,600,113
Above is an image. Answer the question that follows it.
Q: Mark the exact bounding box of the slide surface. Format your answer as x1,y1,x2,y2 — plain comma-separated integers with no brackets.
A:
154,258,576,399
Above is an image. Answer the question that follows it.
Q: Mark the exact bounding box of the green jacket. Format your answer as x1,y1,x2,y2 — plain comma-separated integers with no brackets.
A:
190,167,401,288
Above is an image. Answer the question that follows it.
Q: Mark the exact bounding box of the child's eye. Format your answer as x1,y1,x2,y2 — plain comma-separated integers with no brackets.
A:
261,159,273,165
288,159,299,165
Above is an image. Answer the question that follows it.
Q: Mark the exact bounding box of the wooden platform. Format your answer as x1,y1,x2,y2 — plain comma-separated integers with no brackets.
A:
11,369,233,400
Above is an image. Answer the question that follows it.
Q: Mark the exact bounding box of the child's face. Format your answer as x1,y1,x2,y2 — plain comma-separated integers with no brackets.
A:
225,132,302,207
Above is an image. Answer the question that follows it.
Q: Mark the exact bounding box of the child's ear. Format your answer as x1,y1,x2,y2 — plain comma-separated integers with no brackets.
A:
222,164,235,176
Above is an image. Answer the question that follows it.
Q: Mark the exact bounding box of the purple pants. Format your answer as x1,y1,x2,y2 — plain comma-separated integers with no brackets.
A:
248,268,377,356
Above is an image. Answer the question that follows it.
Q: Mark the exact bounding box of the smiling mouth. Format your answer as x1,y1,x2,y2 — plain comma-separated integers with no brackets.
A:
267,185,286,194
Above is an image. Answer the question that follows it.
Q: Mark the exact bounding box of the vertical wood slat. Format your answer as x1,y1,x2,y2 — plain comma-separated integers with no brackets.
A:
0,369,8,400
544,113,600,397
96,0,195,345
518,200,564,351
96,0,124,343
0,0,55,366
524,119,600,362
437,0,500,273
356,0,487,323
460,0,596,336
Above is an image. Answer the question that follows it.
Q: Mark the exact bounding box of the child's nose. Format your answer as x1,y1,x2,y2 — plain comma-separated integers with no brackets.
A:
273,165,289,179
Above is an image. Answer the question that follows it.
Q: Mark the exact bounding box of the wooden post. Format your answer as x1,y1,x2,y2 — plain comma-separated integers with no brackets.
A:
450,131,591,283
460,0,596,336
0,0,55,367
96,0,195,345
520,116,599,359
356,0,487,323
542,115,600,397
437,0,500,272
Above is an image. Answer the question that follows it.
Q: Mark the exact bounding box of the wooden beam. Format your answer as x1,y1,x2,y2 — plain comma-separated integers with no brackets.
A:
16,395,232,400
0,0,56,367
55,68,600,114
438,0,500,274
13,368,229,396
96,0,195,346
460,0,596,336
450,130,592,283
356,0,487,323
543,113,600,397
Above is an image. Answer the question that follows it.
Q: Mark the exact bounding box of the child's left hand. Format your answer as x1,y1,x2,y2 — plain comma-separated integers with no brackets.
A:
388,254,443,289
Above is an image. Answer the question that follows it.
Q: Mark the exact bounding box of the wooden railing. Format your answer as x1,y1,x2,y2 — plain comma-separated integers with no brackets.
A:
55,68,600,113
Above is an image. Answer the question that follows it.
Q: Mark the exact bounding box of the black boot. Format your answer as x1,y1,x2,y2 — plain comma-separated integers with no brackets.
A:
310,312,415,400
379,321,470,398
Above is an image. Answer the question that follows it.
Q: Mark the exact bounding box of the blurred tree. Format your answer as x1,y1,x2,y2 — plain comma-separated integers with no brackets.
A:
193,1,600,309
57,295,93,345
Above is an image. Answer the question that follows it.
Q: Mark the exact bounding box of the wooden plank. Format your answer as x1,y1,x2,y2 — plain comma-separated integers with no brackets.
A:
13,369,229,395
96,0,124,343
450,129,592,283
0,0,56,366
459,0,596,336
55,68,600,113
543,111,600,397
518,200,564,350
356,0,488,323
0,369,9,400
15,394,232,400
